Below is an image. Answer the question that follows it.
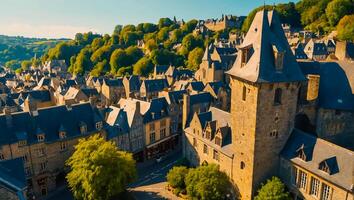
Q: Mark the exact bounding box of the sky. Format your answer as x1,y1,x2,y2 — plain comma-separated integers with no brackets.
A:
0,0,297,39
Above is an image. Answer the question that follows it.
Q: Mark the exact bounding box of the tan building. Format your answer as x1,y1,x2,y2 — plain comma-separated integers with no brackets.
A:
0,102,105,198
101,78,126,105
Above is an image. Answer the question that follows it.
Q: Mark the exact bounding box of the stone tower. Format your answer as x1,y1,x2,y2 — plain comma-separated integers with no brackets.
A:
226,10,305,200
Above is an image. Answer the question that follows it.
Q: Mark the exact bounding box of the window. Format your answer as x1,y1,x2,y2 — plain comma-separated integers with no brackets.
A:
213,150,219,161
299,170,307,189
21,154,28,163
18,140,27,147
25,167,31,176
160,119,166,127
321,183,331,200
80,125,87,134
36,148,45,157
193,138,197,147
292,167,298,185
160,128,166,138
240,161,245,169
96,122,103,130
319,161,330,174
274,51,284,71
59,131,66,139
270,130,279,138
37,134,45,142
241,46,254,67
40,162,47,171
274,88,282,105
310,177,320,197
0,153,4,160
205,130,211,139
60,142,67,151
242,85,247,101
150,132,156,143
149,123,155,131
203,144,208,154
215,136,221,146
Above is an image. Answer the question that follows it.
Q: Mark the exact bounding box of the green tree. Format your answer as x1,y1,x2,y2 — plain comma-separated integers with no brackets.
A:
182,33,203,52
66,135,136,200
158,17,173,29
167,166,189,189
185,164,231,200
71,48,92,75
337,15,354,41
20,60,32,70
326,0,354,26
133,56,154,76
254,177,291,200
187,47,204,71
157,27,170,43
110,49,128,73
125,46,144,65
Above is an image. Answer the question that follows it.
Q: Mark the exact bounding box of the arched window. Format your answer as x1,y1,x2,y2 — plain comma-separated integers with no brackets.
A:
242,85,247,101
274,88,282,105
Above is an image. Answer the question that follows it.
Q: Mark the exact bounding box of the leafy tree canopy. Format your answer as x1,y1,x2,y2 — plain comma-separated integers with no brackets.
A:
66,135,136,200
254,176,291,200
337,15,354,41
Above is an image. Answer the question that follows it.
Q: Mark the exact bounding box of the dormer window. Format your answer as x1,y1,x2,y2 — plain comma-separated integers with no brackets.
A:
240,45,254,67
296,145,307,161
18,140,27,147
96,121,103,130
319,161,330,174
37,134,45,142
273,45,285,71
215,136,221,146
80,122,87,134
59,131,66,139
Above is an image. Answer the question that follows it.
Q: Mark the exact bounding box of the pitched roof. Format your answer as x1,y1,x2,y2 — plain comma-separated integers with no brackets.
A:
226,10,306,83
0,102,103,146
281,129,353,191
0,158,26,192
299,60,354,111
103,78,123,87
142,79,168,93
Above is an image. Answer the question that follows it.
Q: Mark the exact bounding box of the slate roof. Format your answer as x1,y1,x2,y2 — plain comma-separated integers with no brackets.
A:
281,129,353,191
155,65,169,74
142,79,168,93
81,88,99,97
0,102,103,146
104,78,123,87
11,90,52,103
304,39,328,56
189,92,212,105
0,94,17,107
226,10,306,83
105,106,130,139
0,158,26,192
187,81,205,92
298,60,354,111
125,75,141,92
164,90,187,104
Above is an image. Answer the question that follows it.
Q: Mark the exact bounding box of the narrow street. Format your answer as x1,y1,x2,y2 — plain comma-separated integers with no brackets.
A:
128,149,183,200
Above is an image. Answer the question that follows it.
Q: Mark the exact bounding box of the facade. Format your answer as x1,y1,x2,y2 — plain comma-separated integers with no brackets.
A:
101,78,126,105
195,46,224,84
0,102,105,198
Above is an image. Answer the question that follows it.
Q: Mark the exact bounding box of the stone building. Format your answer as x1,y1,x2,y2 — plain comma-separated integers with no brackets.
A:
140,79,169,101
101,78,126,105
0,102,105,198
304,39,328,60
195,46,224,84
184,9,354,200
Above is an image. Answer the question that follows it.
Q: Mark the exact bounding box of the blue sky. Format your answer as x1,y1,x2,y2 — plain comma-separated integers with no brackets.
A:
0,0,297,39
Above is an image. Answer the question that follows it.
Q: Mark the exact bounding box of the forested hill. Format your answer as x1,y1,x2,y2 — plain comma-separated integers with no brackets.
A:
4,0,354,76
0,35,67,69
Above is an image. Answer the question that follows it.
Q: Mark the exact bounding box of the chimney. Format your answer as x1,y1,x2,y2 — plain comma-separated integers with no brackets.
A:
4,106,12,128
182,94,190,130
135,101,140,114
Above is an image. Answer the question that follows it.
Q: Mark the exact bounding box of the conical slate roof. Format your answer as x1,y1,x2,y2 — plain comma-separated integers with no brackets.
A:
226,10,305,83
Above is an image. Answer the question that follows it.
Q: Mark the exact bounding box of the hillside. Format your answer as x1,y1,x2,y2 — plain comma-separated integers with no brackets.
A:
0,35,68,69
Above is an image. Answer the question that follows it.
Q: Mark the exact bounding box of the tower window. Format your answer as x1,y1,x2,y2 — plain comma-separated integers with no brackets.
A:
274,88,282,105
240,161,245,169
242,85,247,101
